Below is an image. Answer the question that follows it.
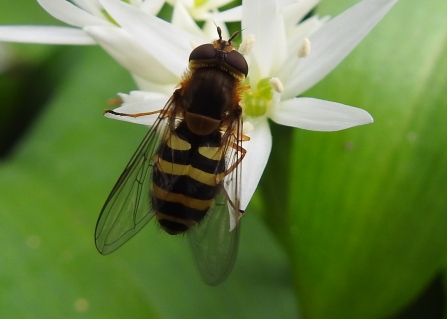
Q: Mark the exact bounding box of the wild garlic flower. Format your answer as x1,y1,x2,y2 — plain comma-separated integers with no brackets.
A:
166,0,241,22
0,0,240,93
234,0,398,208
0,0,398,221
103,0,398,212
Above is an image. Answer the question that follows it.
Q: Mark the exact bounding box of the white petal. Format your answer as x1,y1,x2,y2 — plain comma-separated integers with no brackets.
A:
281,0,320,29
210,6,242,22
277,0,298,5
132,74,178,96
128,0,142,6
276,16,328,84
70,0,102,15
199,0,235,11
242,0,287,78
286,15,325,58
0,26,95,45
283,0,398,99
118,90,164,103
37,0,112,27
84,26,179,84
186,0,235,20
224,169,240,231
139,0,166,14
271,97,373,131
99,0,203,77
172,2,205,37
240,118,272,210
105,92,169,126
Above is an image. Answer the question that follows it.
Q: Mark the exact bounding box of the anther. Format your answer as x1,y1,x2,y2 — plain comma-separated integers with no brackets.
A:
269,77,284,93
298,38,311,58
238,34,255,55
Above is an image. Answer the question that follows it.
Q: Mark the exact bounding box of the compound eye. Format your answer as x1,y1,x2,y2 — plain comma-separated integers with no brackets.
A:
189,44,216,61
226,51,248,76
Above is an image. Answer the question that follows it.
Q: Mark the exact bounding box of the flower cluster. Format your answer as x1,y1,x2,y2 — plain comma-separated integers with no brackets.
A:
0,0,398,220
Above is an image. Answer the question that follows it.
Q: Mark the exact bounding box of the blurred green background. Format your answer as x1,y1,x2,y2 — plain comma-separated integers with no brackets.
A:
1,0,447,318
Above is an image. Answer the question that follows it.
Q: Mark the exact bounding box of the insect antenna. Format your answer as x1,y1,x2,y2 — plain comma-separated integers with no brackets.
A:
228,31,240,43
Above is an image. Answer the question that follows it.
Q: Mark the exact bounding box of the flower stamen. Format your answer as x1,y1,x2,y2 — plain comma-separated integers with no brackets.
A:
239,34,255,55
298,38,311,58
269,77,284,93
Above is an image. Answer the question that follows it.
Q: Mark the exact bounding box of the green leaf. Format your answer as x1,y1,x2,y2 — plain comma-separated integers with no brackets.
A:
260,0,447,318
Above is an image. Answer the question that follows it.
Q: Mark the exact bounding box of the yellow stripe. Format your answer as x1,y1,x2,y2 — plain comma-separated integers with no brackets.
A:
189,167,224,186
198,146,223,161
157,159,188,175
152,184,214,210
157,159,224,186
166,134,190,151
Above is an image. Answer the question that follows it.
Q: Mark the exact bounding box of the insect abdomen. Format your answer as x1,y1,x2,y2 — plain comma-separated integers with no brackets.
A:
152,124,225,235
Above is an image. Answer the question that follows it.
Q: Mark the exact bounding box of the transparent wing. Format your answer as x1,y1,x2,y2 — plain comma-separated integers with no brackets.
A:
95,100,176,255
188,191,241,286
188,116,245,285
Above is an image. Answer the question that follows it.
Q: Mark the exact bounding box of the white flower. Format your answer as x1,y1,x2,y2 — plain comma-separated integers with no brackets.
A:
106,0,398,220
0,0,398,228
166,0,242,22
0,0,240,94
235,0,398,210
0,0,162,44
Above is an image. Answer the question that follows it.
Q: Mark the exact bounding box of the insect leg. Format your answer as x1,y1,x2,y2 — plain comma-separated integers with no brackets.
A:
224,142,246,176
104,109,170,118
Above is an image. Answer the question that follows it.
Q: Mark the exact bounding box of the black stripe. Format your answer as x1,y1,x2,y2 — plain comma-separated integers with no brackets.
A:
192,152,225,174
158,219,189,234
153,169,219,200
175,121,223,147
158,144,190,165
154,199,208,222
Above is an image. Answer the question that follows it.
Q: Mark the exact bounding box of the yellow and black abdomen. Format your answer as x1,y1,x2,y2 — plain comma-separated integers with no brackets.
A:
152,122,226,235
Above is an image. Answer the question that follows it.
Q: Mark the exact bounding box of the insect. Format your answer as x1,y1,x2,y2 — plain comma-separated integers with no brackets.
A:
95,27,249,285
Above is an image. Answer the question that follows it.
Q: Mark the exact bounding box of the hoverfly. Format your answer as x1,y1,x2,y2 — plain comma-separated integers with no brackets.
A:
95,27,249,285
